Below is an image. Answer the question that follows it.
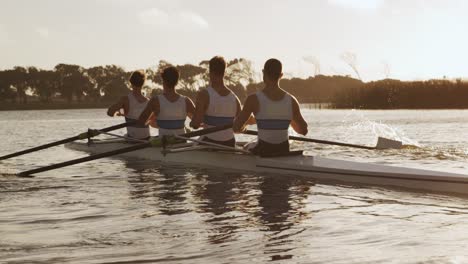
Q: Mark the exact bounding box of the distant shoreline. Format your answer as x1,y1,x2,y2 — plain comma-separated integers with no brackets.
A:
2,102,468,111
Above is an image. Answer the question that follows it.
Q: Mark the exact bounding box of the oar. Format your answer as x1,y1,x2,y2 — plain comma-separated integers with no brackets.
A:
0,121,136,161
243,130,402,150
17,124,232,177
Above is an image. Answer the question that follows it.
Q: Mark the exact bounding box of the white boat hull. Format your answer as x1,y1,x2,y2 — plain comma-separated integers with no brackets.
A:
66,140,468,195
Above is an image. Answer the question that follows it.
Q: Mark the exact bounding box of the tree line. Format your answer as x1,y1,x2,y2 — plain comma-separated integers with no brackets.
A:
332,78,468,109
1,59,468,109
0,59,256,104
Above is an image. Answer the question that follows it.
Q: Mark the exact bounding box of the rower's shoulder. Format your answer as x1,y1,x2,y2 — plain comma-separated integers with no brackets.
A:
244,93,259,105
283,90,298,101
129,92,149,103
196,87,209,97
184,96,195,104
149,95,159,103
227,87,242,102
194,88,209,105
120,95,130,104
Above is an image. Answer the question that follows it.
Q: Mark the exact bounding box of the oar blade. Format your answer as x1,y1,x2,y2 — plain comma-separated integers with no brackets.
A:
375,137,403,150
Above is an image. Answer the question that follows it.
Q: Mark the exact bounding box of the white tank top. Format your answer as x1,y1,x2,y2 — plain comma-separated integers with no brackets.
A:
255,91,293,144
125,93,150,139
203,86,237,141
156,94,187,136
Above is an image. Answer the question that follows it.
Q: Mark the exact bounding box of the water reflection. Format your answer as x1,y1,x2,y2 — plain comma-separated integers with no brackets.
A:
188,168,315,259
123,161,315,260
153,166,190,215
125,161,191,215
190,170,241,244
257,176,294,232
255,175,313,261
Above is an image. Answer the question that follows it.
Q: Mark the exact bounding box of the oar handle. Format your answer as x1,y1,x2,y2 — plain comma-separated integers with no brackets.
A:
77,120,137,139
101,120,137,133
243,130,375,150
183,123,232,138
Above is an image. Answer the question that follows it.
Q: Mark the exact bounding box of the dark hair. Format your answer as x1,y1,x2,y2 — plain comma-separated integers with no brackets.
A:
263,58,282,80
129,70,146,87
209,56,226,76
161,66,179,88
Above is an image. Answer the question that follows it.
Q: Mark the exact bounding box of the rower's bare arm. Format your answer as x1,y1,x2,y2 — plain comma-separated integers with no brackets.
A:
190,90,208,129
233,95,257,133
138,98,159,125
237,96,256,125
107,96,127,117
291,97,308,135
147,112,158,128
246,114,256,125
185,97,196,119
235,96,242,115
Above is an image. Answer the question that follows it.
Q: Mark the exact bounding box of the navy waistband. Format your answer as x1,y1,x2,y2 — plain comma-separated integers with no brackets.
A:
157,119,186,129
256,119,291,130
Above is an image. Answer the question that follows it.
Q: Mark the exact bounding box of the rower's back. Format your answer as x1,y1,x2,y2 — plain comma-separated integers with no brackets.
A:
156,94,187,136
151,66,189,136
255,90,293,145
107,70,150,139
190,56,240,147
125,91,150,139
203,86,237,141
233,58,308,155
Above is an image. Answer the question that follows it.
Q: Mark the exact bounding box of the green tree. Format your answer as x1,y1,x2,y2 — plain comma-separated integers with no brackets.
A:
0,71,15,102
8,67,29,104
87,65,128,101
55,64,87,102
28,68,59,103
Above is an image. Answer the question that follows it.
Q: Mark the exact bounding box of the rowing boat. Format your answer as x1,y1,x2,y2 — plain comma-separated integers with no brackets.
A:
66,139,468,195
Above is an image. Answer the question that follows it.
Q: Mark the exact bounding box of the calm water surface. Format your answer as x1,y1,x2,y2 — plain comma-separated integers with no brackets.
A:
1,109,468,263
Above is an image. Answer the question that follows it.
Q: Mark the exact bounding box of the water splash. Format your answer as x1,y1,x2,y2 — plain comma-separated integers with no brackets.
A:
340,110,421,147
336,111,468,161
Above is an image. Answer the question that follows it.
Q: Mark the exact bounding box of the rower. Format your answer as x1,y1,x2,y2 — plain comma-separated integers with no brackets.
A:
233,58,308,155
138,66,195,136
190,56,241,147
107,70,150,139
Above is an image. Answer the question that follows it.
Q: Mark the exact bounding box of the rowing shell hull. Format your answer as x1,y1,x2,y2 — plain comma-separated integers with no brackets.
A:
66,141,468,195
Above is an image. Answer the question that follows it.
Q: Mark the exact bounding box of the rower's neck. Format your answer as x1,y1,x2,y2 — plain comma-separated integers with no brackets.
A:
211,79,227,91
264,83,281,92
163,88,177,95
163,89,180,101
131,89,143,97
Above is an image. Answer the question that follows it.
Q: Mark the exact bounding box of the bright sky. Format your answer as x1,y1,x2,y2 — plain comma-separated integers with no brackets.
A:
1,0,468,81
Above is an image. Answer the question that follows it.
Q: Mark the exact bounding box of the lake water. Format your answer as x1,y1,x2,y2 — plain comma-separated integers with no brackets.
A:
1,109,468,263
